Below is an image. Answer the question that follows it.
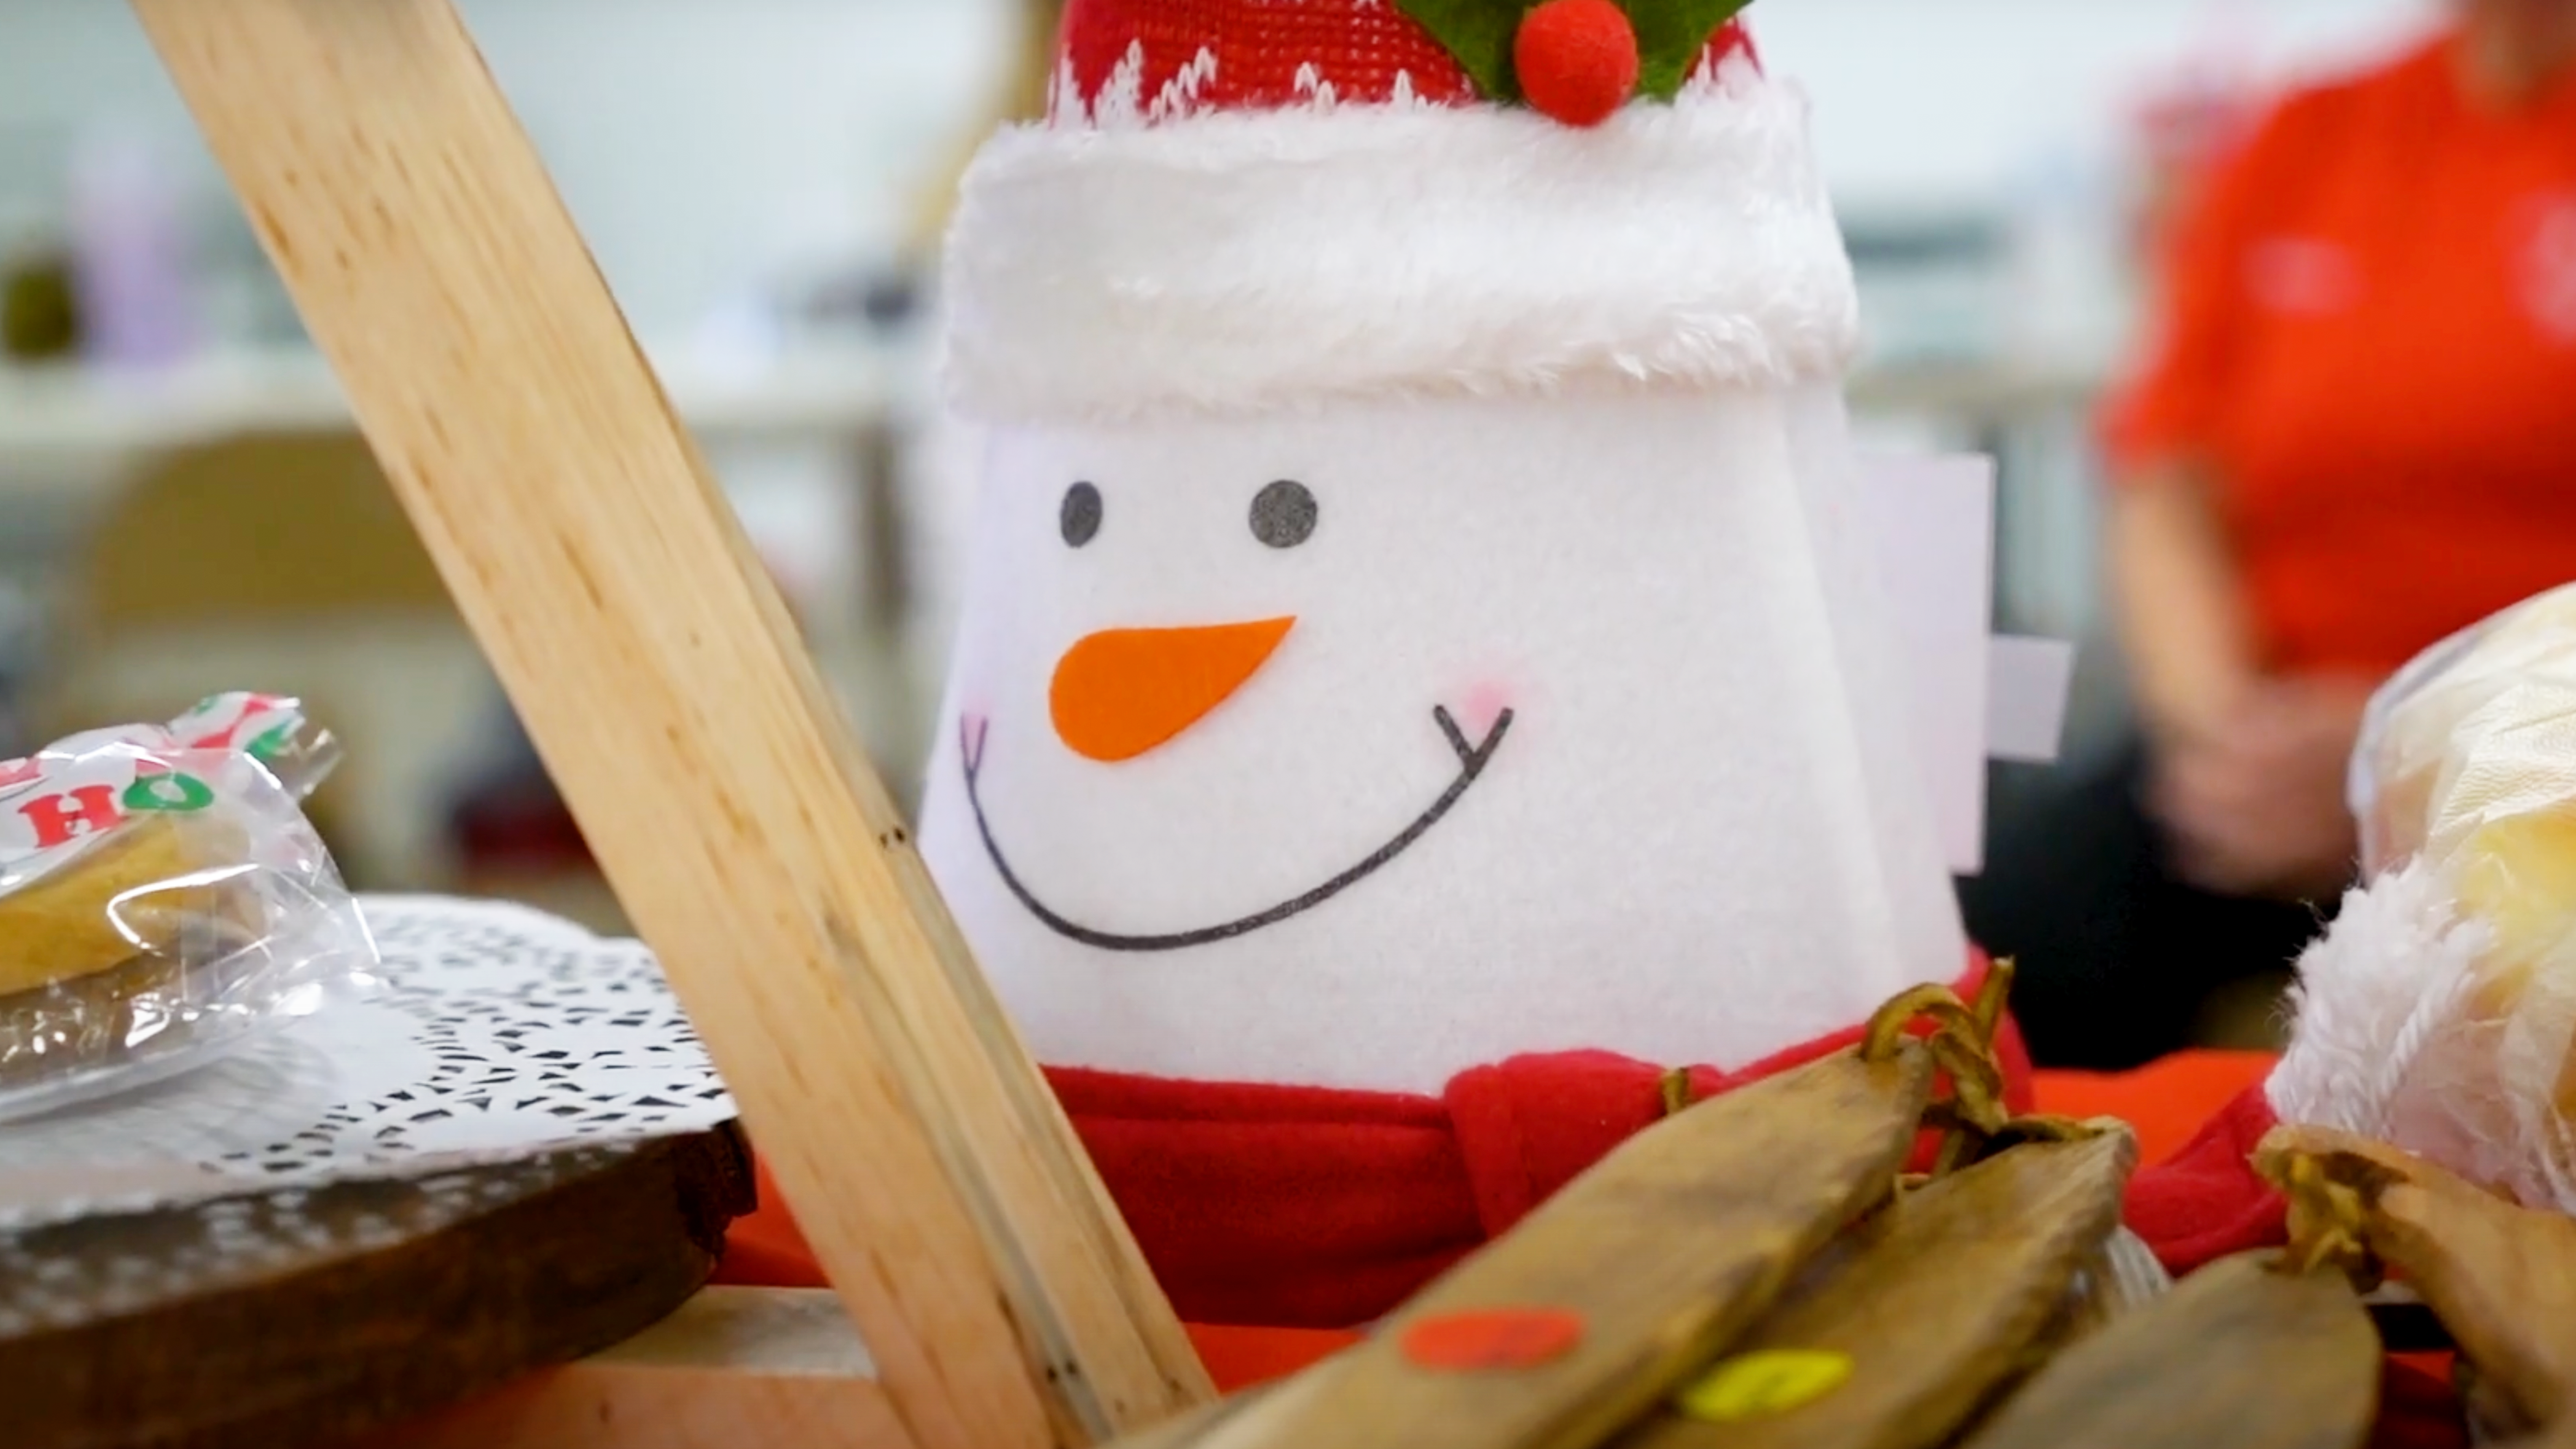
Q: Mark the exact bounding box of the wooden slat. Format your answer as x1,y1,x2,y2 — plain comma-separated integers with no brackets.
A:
1096,1383,1277,1449
1621,1126,2137,1449
128,6,1210,1447
1143,1045,1936,1449
1959,1254,2379,1449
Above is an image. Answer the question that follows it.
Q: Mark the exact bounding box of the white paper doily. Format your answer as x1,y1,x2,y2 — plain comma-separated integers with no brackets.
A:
0,895,733,1232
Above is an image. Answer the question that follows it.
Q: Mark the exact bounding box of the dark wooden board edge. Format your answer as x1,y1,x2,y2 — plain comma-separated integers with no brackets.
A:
8,1127,756,1449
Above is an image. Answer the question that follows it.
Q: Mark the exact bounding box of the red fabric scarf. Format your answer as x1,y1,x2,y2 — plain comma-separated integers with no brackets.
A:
1059,957,2032,1327
2124,1082,2291,1275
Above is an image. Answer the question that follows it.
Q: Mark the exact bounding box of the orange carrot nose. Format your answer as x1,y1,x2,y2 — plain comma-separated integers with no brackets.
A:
1050,618,1296,763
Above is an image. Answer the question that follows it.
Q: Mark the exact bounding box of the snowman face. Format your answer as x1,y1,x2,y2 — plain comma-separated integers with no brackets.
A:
917,387,1960,1094
927,401,1548,967
955,469,1518,953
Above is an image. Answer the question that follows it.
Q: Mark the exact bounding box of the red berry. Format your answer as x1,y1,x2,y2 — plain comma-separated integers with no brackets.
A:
1514,0,1641,128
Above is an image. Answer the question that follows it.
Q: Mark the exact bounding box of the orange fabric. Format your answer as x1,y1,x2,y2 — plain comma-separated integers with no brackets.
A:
1187,1323,1361,1390
2030,1049,2277,1163
1049,618,1297,761
2102,32,2576,679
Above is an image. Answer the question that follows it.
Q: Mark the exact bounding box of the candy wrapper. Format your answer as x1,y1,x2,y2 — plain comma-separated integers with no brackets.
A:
2270,585,2576,1213
0,693,378,1119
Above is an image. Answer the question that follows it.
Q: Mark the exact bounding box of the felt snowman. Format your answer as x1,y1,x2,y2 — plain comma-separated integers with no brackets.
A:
918,0,2033,1328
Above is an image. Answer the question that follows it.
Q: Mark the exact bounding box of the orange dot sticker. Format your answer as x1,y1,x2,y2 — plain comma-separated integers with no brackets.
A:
1399,1307,1587,1372
1677,1350,1854,1422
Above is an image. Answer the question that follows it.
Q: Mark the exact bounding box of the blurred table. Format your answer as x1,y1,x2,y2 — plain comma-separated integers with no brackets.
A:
0,343,2121,808
0,342,893,499
1845,355,2104,420
0,344,2099,525
0,345,2090,468
0,343,919,864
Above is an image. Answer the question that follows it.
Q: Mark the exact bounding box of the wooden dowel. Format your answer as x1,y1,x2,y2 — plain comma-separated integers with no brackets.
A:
129,4,1211,1446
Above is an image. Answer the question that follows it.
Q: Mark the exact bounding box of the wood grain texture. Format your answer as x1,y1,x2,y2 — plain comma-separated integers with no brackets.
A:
1152,1045,1936,1449
1067,1379,1278,1449
1960,1253,2380,1449
368,1288,912,1449
125,4,1209,1447
1620,1126,2138,1449
1,1130,750,1449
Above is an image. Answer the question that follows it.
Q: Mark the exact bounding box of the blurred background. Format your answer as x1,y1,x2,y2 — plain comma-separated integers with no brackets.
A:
0,0,2440,940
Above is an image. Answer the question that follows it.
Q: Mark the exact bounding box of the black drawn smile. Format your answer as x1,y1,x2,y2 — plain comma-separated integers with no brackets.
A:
959,706,1514,952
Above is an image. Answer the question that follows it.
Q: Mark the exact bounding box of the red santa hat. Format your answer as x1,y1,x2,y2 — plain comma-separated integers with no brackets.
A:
940,0,1861,424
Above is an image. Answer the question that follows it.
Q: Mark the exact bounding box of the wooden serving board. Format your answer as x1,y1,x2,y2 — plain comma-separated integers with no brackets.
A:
0,1127,753,1449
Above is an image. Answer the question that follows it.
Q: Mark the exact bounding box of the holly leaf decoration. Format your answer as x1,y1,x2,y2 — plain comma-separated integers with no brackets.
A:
1630,0,1754,100
1395,0,1757,108
1393,0,1528,103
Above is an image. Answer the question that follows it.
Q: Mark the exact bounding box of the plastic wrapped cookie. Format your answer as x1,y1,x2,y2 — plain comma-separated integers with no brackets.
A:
0,694,378,1118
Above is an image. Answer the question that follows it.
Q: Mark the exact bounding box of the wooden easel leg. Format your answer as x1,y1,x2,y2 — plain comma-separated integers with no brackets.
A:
128,5,1210,1446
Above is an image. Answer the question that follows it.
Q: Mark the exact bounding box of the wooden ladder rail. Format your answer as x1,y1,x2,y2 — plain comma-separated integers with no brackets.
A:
128,4,1214,1447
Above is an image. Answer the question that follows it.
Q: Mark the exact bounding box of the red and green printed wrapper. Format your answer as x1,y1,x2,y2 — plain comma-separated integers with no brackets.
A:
0,693,339,897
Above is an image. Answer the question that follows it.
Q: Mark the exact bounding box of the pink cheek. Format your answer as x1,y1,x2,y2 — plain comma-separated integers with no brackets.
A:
1452,680,1519,740
954,704,994,757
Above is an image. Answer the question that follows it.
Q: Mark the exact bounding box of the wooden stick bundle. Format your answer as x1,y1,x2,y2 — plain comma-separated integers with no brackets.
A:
129,4,1209,1446
1955,1254,2380,1449
1156,1043,1940,1449
1620,1125,2137,1449
1096,985,2398,1449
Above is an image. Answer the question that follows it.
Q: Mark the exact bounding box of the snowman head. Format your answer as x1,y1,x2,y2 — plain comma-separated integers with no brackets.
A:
919,0,1965,1094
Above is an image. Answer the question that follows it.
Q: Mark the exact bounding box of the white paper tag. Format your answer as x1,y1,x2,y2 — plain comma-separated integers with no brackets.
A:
1855,453,1994,874
1989,636,2076,764
1853,455,2076,875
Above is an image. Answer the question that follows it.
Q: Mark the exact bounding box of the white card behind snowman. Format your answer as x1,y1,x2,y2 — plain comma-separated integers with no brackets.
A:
1847,452,2074,876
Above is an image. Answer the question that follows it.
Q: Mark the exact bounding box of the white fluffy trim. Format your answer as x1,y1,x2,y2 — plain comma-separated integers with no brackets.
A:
2266,860,2576,1211
2267,859,2490,1140
939,62,1860,424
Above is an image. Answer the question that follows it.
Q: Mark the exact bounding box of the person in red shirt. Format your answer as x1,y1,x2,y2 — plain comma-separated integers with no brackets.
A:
1965,0,2576,1069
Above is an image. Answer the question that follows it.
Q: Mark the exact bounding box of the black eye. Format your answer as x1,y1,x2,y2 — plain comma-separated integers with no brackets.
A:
1060,481,1103,547
1250,480,1317,549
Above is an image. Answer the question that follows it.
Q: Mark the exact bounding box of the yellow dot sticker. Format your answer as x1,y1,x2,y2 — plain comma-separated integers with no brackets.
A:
1677,1349,1855,1423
